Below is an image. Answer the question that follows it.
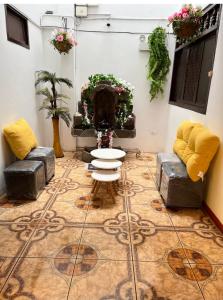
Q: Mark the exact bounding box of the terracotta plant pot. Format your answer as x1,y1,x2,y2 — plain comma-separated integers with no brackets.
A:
52,117,64,158
173,21,200,39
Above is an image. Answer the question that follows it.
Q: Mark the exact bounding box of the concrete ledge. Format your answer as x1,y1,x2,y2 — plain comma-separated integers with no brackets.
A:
71,127,136,138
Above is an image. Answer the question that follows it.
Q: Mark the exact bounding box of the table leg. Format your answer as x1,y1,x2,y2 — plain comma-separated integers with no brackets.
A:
91,180,97,194
112,181,118,195
108,182,116,203
92,181,101,200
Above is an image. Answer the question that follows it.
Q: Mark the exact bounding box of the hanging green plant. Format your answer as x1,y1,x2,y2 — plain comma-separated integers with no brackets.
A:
147,27,171,101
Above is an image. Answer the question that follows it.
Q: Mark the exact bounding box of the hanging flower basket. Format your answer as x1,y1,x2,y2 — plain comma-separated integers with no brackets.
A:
173,20,200,39
168,5,202,40
50,28,77,54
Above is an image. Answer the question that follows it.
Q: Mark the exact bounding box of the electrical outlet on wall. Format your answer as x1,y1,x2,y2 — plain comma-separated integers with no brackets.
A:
139,34,148,51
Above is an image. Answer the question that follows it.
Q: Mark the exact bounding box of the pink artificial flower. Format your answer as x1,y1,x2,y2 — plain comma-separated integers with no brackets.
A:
182,12,189,19
177,12,182,18
68,38,74,45
115,86,125,94
68,38,78,46
181,7,188,14
173,12,178,19
56,35,64,42
168,15,174,22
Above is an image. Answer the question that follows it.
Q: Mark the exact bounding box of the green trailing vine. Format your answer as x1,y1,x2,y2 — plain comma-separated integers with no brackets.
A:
147,27,171,101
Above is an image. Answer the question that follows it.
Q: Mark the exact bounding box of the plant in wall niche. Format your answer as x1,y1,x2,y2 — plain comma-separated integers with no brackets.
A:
50,28,77,54
147,27,171,101
168,5,202,41
81,73,134,129
35,71,73,158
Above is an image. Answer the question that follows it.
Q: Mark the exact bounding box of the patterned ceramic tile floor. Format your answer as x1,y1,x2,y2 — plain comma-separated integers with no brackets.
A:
0,151,223,300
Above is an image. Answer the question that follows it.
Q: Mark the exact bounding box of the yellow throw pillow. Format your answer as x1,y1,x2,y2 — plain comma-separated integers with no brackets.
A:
176,120,196,141
173,121,203,164
186,127,220,181
3,118,38,160
173,121,220,181
173,121,197,160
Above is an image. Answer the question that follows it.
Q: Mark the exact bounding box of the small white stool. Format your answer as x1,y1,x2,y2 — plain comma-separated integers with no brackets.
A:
91,170,120,203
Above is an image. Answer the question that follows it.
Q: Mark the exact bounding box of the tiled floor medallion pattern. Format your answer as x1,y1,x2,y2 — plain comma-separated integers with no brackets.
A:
73,244,98,276
168,248,212,281
0,151,222,299
54,243,98,276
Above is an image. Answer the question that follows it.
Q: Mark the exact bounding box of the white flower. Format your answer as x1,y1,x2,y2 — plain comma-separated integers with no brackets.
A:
81,82,89,92
50,29,58,40
66,29,74,40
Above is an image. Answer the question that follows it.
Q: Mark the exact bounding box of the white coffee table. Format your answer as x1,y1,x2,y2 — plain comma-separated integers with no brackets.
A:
91,159,122,170
89,148,125,203
91,148,126,160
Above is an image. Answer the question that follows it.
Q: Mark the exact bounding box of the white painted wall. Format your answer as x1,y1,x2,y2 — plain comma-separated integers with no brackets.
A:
39,4,180,152
14,4,58,25
0,3,76,194
74,23,175,151
0,5,44,194
164,12,223,223
41,28,76,151
51,4,178,152
39,29,62,147
82,4,181,19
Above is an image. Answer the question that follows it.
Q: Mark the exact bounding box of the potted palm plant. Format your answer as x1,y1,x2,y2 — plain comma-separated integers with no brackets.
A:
35,71,73,158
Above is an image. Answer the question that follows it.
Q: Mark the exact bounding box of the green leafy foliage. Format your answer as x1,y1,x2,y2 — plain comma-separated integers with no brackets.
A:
147,27,171,101
35,71,72,127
